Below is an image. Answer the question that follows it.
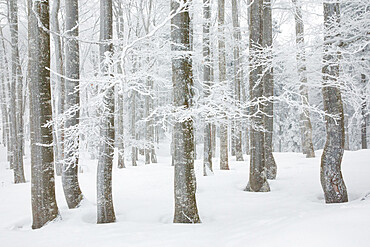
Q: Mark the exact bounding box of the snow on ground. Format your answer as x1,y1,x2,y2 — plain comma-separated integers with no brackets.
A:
0,142,370,247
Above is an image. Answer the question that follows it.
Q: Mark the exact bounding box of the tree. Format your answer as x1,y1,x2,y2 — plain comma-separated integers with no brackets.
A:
231,0,244,162
203,0,213,176
172,0,201,224
97,0,116,224
29,0,59,229
51,0,65,176
246,0,270,192
320,1,348,204
218,0,229,170
262,0,277,179
62,0,84,209
8,0,25,183
292,0,315,158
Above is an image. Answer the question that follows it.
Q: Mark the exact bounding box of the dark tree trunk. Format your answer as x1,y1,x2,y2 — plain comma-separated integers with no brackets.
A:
262,0,277,179
320,2,348,204
97,0,116,224
29,0,59,229
62,0,84,209
172,0,201,224
246,0,270,192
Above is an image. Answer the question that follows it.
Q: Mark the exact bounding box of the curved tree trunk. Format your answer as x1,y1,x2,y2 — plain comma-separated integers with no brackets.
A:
62,0,84,209
29,0,59,229
172,0,201,224
320,2,348,204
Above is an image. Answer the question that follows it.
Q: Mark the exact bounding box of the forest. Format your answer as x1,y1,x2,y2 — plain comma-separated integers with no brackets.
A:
0,0,369,246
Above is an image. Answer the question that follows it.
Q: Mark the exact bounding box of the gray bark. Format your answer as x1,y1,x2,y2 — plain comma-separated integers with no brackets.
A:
97,0,116,224
172,0,201,224
8,0,25,183
218,0,229,170
246,0,270,192
62,0,84,209
232,0,244,162
262,0,277,179
29,0,59,229
361,74,367,149
51,0,64,176
203,0,213,176
320,2,348,204
292,0,315,158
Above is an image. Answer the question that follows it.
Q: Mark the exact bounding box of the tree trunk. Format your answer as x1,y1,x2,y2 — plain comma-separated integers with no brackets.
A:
218,0,229,170
361,74,367,149
320,2,348,204
97,0,116,224
202,0,213,176
62,0,84,209
292,0,315,158
51,0,64,176
246,0,270,192
8,0,25,183
131,90,137,166
29,0,59,229
262,0,277,179
172,0,201,224
232,0,244,162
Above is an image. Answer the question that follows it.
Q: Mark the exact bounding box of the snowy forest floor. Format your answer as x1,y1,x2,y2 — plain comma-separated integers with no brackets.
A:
0,142,370,247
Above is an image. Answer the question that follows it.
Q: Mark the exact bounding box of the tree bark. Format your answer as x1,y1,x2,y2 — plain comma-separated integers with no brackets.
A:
218,0,229,170
292,0,315,158
62,0,84,209
51,0,64,176
29,0,59,229
97,0,116,224
320,2,348,204
203,0,213,176
231,0,244,162
172,0,201,224
246,0,270,192
8,0,25,183
262,0,277,179
361,74,367,149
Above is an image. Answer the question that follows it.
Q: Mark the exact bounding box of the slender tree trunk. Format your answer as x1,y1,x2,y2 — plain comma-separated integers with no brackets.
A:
262,0,277,179
232,0,244,162
115,1,125,169
62,0,84,209
172,0,201,224
131,90,137,166
292,0,315,158
97,0,116,224
29,0,59,229
51,0,64,176
202,0,213,176
361,74,367,149
320,2,348,204
8,0,25,183
218,0,229,170
246,0,270,192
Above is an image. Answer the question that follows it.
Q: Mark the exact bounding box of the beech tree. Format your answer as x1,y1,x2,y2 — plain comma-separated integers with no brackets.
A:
246,0,270,192
172,0,201,224
320,1,348,204
97,0,116,224
29,0,59,229
62,0,84,209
